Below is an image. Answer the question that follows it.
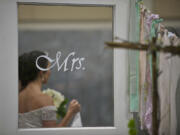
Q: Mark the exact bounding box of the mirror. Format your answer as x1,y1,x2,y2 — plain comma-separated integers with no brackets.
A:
18,4,113,128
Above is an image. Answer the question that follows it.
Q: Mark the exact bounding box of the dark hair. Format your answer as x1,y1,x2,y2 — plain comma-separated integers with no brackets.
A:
19,51,48,89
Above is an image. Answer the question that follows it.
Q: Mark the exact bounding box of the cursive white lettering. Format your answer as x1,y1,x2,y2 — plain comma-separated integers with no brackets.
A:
36,51,85,72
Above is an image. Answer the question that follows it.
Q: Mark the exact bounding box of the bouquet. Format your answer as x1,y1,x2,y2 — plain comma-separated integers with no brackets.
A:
43,88,68,119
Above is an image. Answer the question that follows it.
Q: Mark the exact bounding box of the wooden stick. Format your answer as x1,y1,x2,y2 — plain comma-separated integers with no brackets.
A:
105,41,180,135
152,46,158,135
106,42,180,55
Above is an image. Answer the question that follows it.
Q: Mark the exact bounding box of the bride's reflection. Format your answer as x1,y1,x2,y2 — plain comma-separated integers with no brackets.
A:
18,50,80,128
18,4,113,127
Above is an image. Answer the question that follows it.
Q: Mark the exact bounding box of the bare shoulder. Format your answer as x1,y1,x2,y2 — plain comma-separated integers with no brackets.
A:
38,93,54,107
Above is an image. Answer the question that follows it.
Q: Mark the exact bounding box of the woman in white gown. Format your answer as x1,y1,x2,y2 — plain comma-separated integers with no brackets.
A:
18,51,80,128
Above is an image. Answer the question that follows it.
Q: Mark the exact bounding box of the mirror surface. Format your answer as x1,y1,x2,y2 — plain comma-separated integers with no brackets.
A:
18,4,113,128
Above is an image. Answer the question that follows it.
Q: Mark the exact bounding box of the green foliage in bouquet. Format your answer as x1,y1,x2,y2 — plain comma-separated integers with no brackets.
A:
42,88,69,120
56,98,68,119
128,119,137,135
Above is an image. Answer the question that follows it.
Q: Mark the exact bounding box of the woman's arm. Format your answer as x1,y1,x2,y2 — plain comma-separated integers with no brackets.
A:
42,99,80,127
42,112,73,127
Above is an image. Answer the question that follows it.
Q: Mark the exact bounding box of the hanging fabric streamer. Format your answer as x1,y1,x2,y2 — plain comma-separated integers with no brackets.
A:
128,1,180,135
128,0,142,112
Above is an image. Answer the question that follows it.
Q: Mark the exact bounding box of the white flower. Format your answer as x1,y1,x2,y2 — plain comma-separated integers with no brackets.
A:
43,88,65,108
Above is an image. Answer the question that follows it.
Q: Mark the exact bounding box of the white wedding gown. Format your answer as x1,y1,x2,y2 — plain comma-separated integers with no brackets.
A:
18,106,57,128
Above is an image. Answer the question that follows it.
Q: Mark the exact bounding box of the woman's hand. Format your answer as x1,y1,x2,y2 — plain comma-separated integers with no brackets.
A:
43,99,81,127
67,99,81,116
